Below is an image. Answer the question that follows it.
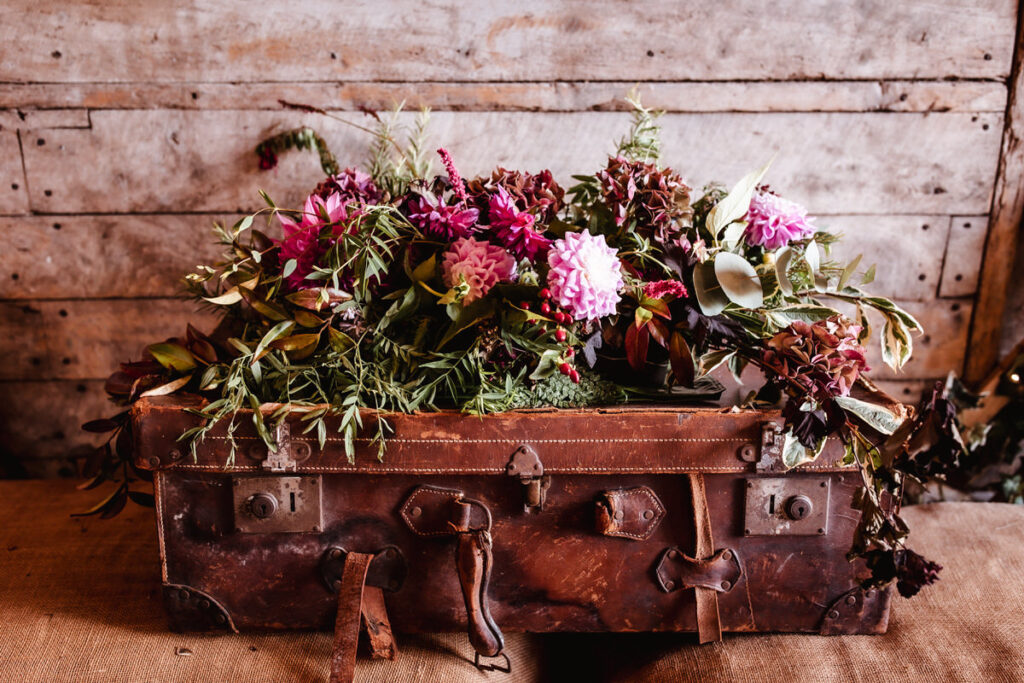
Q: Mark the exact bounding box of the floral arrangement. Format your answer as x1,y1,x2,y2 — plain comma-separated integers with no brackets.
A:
81,94,950,597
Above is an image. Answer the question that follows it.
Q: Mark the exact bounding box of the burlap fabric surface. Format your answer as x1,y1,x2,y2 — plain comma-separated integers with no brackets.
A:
1,480,1022,682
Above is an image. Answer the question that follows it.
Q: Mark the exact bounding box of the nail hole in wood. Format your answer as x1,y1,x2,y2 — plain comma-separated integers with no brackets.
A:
52,223,61,230
951,303,961,312
10,183,18,190
51,50,62,58
955,274,963,282
918,274,925,281
921,224,929,231
36,138,45,146
44,190,52,196
59,309,68,317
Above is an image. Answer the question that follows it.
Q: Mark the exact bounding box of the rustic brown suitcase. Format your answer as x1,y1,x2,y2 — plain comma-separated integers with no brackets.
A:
133,394,893,679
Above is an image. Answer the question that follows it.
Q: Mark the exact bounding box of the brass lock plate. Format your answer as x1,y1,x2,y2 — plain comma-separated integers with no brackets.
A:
743,476,830,536
232,475,322,534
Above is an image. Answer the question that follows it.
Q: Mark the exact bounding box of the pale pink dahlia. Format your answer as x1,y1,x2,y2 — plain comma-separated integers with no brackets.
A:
488,187,552,261
744,192,816,250
546,231,624,321
442,237,517,304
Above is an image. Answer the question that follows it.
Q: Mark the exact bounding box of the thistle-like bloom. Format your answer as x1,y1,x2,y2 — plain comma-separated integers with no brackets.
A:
488,187,552,261
546,231,624,321
406,194,479,241
761,315,869,400
744,191,816,250
442,237,517,303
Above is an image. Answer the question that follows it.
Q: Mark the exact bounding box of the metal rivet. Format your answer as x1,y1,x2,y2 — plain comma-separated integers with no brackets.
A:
199,599,210,609
384,548,395,558
744,528,752,535
720,580,731,590
866,590,876,598
147,456,161,467
332,579,341,589
215,614,226,624
828,610,839,619
738,444,757,461
613,510,624,520
819,481,827,488
845,595,856,605
667,550,679,559
411,506,422,517
817,528,825,535
179,590,190,600
747,481,754,488
234,527,242,533
329,548,343,560
169,449,182,460
312,526,321,533
663,580,675,590
642,509,654,520
722,550,732,561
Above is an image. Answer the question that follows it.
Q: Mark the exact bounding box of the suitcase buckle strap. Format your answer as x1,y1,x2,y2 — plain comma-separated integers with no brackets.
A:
655,547,742,593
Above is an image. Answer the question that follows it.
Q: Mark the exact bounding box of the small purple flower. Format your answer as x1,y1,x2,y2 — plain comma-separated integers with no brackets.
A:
406,194,479,241
546,231,624,321
744,192,816,250
488,187,552,261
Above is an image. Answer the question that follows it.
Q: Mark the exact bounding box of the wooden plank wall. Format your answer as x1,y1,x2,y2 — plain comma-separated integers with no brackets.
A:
0,0,1020,476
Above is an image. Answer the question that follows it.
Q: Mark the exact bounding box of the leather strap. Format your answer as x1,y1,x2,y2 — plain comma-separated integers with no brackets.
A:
451,500,505,659
687,473,723,643
360,585,397,660
329,551,373,683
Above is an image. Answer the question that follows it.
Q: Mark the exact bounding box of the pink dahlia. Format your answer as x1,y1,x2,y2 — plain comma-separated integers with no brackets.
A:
643,279,688,301
546,231,624,321
488,187,552,261
744,192,816,250
406,194,479,241
442,237,517,304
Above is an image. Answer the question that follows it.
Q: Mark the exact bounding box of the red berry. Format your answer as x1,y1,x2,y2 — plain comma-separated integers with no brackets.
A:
555,329,567,342
520,301,531,311
565,346,575,358
569,369,580,384
559,362,572,376
539,302,552,315
539,288,552,299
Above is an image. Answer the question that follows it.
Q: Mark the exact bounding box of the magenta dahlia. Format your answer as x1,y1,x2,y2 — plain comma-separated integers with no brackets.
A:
406,194,479,241
488,187,552,261
278,191,359,290
442,237,517,303
744,192,816,250
546,231,624,321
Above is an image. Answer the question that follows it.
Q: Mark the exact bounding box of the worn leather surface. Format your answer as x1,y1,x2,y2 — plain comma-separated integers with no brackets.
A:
655,547,742,593
328,552,372,683
686,473,723,644
360,586,397,660
595,486,666,540
3,481,1024,682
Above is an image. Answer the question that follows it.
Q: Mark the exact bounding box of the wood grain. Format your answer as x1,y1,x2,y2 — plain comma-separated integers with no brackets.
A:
20,110,1003,215
966,7,1024,384
0,299,218,381
939,217,989,298
0,80,1009,113
0,131,29,215
1,215,231,299
0,1,1014,83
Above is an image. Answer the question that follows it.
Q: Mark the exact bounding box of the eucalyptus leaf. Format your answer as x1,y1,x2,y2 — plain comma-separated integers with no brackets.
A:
775,246,795,296
714,252,764,309
203,287,243,306
804,240,820,274
694,261,729,316
835,395,904,435
766,304,836,327
706,160,772,238
782,432,827,469
147,343,197,371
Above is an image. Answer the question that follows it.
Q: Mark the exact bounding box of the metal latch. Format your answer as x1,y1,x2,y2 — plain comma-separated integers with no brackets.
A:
244,421,314,472
232,475,323,533
743,476,831,536
506,445,550,512
756,422,786,472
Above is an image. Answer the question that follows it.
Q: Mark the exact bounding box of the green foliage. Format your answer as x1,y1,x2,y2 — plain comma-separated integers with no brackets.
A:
255,127,338,175
616,88,663,164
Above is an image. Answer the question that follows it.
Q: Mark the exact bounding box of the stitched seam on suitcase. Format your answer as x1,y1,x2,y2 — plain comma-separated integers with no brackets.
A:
162,464,854,473
203,436,750,444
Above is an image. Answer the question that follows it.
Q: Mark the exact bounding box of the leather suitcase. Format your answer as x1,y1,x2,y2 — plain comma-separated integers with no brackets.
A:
133,394,892,678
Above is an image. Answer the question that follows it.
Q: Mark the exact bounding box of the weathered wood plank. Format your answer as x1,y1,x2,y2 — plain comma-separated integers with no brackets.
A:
0,131,29,215
1,215,231,300
0,380,109,477
0,109,90,130
0,213,951,300
824,216,954,301
967,8,1024,384
0,299,218,381
20,110,1003,215
939,216,989,298
0,0,1014,82
0,81,1009,114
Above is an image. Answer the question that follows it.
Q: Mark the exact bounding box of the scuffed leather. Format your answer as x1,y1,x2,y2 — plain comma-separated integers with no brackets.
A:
595,486,666,540
452,501,504,659
329,552,373,683
655,547,743,593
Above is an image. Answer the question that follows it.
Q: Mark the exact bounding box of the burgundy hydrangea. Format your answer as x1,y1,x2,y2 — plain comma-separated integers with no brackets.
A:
865,548,942,598
761,315,869,401
312,167,382,206
467,167,565,223
487,187,552,261
405,194,479,241
596,156,691,244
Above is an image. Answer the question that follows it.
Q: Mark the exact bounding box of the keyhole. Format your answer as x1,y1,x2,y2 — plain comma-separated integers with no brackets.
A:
290,492,296,512
785,495,813,520
769,494,776,515
249,493,278,519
